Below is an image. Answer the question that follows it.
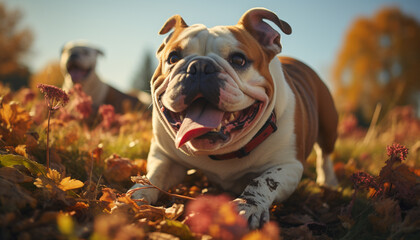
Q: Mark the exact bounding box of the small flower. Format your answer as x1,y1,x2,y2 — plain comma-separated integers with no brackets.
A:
386,143,409,162
350,171,377,190
20,88,36,105
185,195,248,240
99,104,118,129
70,84,92,119
37,84,69,110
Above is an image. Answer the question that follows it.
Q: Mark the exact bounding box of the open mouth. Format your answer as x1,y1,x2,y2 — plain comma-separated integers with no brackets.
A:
67,63,92,83
159,97,262,148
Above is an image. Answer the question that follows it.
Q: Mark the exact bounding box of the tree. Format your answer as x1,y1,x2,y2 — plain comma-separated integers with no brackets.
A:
29,61,64,90
131,50,155,93
0,2,33,90
333,7,420,121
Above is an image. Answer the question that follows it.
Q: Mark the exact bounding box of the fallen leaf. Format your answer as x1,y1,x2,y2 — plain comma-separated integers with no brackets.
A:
0,154,46,176
165,203,184,220
34,169,83,192
0,101,33,146
0,178,37,211
280,225,315,240
242,222,281,240
0,166,33,183
147,232,180,240
368,198,401,233
14,145,28,158
104,154,137,183
59,176,84,191
277,214,314,226
65,201,89,218
91,212,145,240
160,219,194,240
57,213,75,236
0,212,16,227
99,187,117,203
134,205,166,224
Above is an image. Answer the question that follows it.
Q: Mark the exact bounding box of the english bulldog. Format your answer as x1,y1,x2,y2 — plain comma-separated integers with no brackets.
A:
130,8,338,228
61,41,146,113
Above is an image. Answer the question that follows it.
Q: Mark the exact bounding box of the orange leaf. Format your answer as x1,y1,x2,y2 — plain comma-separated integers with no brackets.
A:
99,188,117,203
0,102,32,146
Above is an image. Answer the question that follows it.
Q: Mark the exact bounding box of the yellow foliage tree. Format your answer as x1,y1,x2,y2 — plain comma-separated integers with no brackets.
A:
0,2,33,90
30,61,64,91
333,7,420,121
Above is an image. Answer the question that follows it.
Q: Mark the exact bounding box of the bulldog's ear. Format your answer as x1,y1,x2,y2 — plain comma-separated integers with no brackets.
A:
157,15,188,54
60,46,66,55
95,48,104,56
159,15,188,35
238,8,292,54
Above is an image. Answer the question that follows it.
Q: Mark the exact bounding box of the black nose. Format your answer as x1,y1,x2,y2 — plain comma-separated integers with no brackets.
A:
187,59,217,75
69,53,79,60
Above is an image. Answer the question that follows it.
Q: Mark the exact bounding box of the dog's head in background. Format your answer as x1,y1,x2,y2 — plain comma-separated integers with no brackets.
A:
60,41,104,85
60,40,143,113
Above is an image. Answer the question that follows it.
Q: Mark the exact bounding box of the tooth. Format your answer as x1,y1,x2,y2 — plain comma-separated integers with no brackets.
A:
216,123,222,131
229,113,235,121
180,115,184,121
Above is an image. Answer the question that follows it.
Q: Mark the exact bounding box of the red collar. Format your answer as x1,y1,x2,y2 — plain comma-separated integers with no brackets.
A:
209,112,277,160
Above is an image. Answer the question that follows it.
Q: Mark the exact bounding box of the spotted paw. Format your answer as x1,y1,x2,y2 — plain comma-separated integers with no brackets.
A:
233,198,270,229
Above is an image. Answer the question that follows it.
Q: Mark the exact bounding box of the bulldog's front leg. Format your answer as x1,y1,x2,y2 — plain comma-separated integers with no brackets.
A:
130,141,187,204
234,160,303,229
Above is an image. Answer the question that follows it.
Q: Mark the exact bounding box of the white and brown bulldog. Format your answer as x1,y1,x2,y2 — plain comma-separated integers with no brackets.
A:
130,8,338,228
61,41,144,113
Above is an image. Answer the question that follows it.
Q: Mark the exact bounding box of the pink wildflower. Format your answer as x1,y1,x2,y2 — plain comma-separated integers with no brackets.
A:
350,171,378,191
37,84,69,110
37,84,69,171
20,88,36,105
386,143,409,162
99,104,117,129
70,84,92,119
185,195,248,240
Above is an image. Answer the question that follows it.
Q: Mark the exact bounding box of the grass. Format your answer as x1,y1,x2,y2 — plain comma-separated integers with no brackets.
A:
0,83,419,240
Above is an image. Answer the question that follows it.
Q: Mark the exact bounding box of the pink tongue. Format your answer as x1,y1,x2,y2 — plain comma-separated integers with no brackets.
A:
69,69,88,83
175,99,224,148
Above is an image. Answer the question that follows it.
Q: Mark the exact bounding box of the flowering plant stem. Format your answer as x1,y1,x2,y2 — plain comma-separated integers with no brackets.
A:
37,84,69,171
46,109,51,171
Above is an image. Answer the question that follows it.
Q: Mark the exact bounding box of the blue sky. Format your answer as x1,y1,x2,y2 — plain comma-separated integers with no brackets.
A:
5,0,420,92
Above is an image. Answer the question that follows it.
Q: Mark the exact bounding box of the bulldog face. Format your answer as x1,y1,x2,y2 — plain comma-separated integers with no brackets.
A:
153,9,291,154
60,43,103,83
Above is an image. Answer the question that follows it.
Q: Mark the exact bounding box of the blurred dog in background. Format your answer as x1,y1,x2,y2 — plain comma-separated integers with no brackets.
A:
61,40,150,113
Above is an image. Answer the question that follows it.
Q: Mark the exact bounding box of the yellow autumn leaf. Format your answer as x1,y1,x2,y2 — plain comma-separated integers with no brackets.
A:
34,169,83,191
59,176,84,191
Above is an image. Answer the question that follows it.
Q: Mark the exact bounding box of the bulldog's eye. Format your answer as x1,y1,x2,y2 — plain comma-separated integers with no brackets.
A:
167,51,182,64
229,53,248,68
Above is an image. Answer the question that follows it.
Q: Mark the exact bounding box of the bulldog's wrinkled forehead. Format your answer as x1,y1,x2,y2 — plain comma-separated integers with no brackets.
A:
61,41,104,56
163,24,240,57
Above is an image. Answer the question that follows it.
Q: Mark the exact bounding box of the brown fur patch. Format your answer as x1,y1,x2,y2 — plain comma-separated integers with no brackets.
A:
279,56,338,162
